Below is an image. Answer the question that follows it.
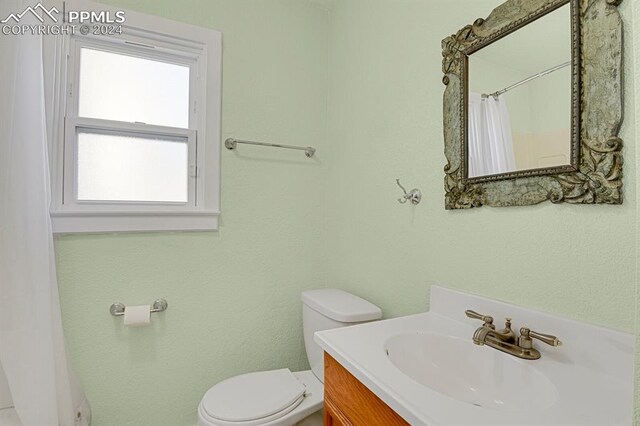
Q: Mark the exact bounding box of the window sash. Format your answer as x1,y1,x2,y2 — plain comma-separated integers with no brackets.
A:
64,117,198,211
62,35,202,212
67,37,200,128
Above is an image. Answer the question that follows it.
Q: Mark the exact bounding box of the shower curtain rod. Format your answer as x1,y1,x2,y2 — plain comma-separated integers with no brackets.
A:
484,61,571,98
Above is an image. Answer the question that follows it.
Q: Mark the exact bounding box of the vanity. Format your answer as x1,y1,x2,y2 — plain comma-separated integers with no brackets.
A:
323,354,407,426
315,286,633,425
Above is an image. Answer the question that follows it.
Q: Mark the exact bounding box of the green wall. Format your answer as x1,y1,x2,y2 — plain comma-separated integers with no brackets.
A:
323,0,638,418
324,0,635,329
54,1,639,425
634,0,640,422
55,1,329,425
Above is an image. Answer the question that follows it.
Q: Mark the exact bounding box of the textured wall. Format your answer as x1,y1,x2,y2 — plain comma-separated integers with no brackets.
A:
323,0,636,390
55,1,329,425
634,1,640,422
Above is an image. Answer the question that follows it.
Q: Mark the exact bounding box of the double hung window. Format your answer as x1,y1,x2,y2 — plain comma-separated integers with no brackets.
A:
48,1,221,233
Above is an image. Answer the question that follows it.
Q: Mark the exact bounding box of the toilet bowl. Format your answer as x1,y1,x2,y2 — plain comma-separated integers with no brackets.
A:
198,370,322,426
197,289,382,426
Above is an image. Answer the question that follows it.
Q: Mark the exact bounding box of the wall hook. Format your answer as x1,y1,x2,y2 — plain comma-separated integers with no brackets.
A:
396,179,422,205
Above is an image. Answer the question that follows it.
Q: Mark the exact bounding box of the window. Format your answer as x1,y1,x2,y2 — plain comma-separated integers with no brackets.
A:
48,1,221,233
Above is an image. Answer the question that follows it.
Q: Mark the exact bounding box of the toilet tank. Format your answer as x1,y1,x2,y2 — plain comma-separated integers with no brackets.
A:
301,289,382,383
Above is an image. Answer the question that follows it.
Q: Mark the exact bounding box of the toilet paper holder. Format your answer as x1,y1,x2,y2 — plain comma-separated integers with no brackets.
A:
109,299,168,317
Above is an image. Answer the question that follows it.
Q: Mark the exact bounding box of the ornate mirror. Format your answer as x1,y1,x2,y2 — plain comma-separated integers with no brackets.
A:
442,0,623,209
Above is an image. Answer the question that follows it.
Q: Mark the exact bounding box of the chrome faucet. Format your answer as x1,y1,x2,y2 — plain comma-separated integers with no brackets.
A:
465,310,561,360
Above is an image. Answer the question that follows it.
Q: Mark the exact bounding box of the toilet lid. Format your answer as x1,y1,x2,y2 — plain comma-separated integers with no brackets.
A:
201,369,306,423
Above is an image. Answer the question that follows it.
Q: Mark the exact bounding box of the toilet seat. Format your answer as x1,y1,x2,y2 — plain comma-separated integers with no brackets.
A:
199,369,307,426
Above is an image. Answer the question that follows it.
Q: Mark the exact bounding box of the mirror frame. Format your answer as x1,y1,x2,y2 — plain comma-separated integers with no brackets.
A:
442,0,624,209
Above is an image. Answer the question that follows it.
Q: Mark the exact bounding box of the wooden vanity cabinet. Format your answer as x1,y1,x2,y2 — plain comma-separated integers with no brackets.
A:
323,353,409,426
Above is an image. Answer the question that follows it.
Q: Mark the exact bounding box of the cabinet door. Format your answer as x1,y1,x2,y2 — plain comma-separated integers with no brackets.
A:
324,353,409,426
324,397,352,426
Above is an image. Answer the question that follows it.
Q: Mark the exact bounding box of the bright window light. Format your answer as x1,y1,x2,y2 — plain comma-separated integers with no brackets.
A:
78,48,190,128
77,131,189,203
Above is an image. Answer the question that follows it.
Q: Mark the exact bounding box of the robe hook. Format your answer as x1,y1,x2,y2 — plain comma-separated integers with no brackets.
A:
396,179,422,205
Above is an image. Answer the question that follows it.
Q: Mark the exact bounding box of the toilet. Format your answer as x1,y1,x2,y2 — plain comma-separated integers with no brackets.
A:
197,289,382,426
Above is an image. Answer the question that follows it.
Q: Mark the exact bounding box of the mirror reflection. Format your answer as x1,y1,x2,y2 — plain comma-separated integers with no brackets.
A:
467,4,572,179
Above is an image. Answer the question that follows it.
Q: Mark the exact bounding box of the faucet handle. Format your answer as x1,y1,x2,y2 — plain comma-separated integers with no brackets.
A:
465,310,495,329
519,327,562,347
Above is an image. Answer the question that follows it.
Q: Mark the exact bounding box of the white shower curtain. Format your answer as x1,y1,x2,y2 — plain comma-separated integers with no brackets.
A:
0,1,90,425
468,92,516,177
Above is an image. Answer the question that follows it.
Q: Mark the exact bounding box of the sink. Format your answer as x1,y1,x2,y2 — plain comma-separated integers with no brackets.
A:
384,332,558,412
316,286,633,425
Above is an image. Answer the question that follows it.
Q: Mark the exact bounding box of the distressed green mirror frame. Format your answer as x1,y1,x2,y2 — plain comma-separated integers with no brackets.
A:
442,0,623,209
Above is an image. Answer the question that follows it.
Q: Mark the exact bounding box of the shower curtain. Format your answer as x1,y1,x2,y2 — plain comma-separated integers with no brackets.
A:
0,1,90,425
467,92,516,177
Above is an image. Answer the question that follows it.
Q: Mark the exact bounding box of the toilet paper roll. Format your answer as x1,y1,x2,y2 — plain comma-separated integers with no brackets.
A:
123,305,151,327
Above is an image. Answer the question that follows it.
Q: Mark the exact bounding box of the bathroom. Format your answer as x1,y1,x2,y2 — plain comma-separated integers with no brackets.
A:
0,0,638,425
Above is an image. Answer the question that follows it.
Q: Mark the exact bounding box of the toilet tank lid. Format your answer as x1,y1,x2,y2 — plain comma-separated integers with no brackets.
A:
301,289,382,323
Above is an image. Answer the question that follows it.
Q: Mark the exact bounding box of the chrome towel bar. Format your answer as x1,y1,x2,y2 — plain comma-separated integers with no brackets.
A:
225,138,316,158
109,299,168,316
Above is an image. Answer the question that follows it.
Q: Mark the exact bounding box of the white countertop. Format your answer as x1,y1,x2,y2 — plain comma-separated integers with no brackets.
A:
314,286,633,426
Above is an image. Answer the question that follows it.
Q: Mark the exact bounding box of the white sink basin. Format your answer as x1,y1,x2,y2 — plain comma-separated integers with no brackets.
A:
314,286,634,425
384,332,558,412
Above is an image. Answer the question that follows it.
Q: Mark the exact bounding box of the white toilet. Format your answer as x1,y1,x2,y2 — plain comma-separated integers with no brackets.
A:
197,289,382,426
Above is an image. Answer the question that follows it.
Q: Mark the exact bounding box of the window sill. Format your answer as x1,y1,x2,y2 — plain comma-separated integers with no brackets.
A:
50,210,219,234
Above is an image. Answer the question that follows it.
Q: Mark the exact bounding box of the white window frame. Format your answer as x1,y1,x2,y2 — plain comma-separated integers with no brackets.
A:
46,0,221,233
